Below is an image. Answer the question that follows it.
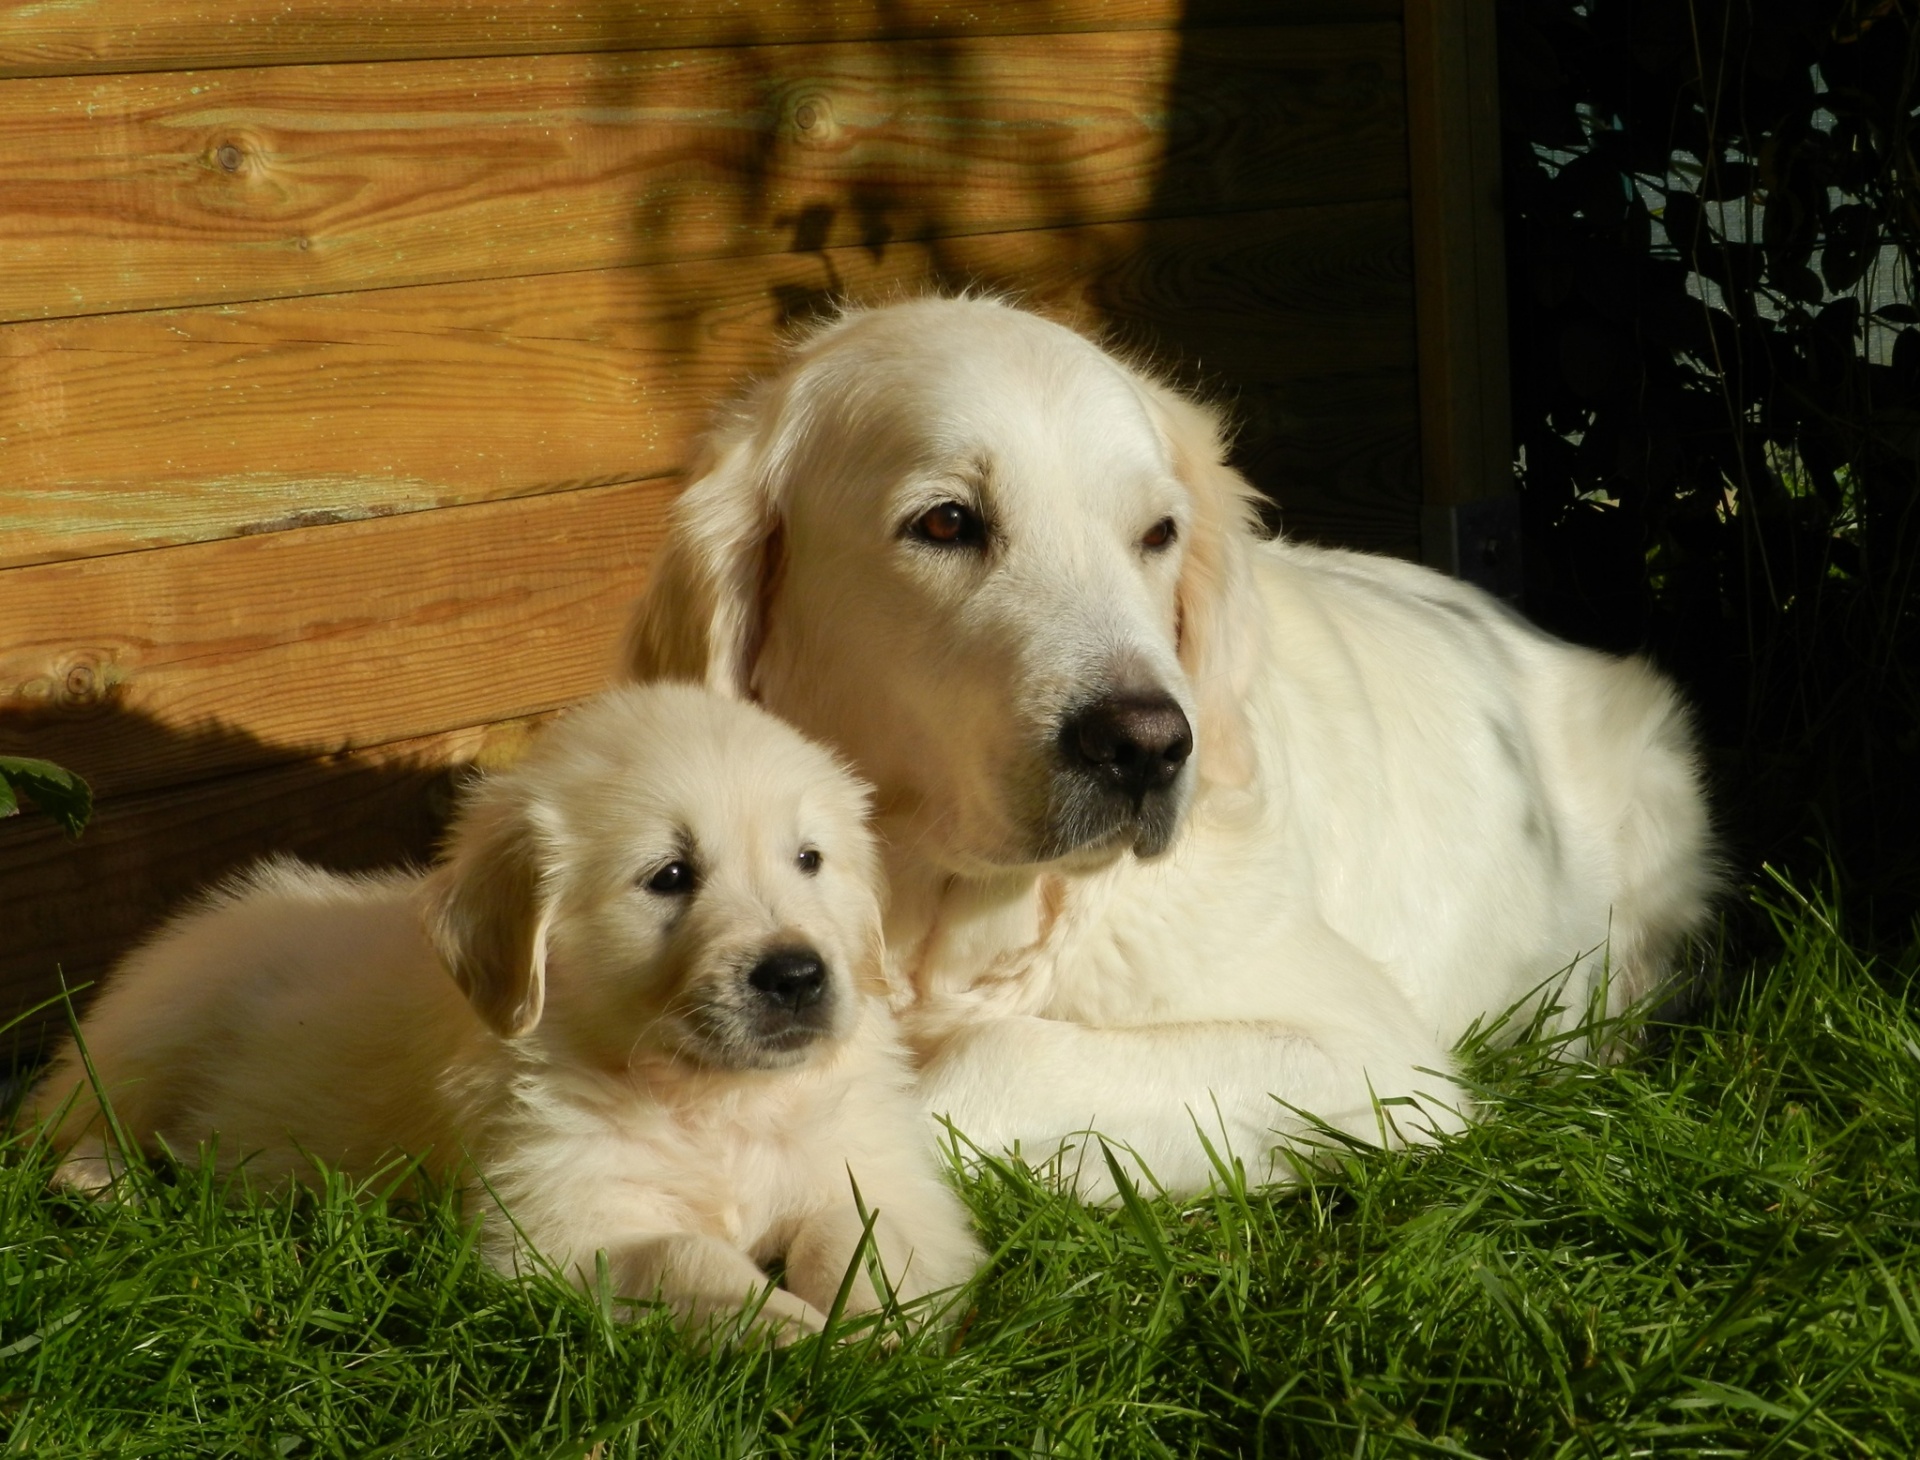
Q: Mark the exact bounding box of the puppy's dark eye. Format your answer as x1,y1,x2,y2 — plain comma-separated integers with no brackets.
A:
644,860,697,895
907,501,986,548
1142,517,1177,551
796,848,822,876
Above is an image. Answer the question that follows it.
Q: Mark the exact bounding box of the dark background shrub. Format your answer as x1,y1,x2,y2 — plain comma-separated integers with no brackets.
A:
1499,0,1920,944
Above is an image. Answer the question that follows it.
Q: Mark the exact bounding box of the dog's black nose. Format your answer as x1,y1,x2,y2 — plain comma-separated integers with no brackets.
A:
1065,694,1194,801
747,948,827,1012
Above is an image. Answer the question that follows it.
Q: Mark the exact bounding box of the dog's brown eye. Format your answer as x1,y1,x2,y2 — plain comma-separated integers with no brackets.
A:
1142,517,1177,551
909,501,985,548
645,860,697,895
797,848,822,876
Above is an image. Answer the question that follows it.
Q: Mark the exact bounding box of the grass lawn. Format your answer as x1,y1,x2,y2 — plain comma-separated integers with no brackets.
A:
3,874,1918,1458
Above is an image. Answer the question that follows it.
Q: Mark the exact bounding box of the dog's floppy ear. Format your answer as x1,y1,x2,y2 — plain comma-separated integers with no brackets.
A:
1139,380,1266,790
423,783,557,1039
622,420,783,698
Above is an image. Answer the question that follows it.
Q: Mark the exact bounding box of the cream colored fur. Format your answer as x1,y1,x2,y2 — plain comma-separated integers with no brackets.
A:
621,297,1717,1201
29,684,982,1340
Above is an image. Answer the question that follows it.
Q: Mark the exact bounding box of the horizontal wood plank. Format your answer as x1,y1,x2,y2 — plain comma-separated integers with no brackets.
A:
0,0,1399,78
0,714,550,1049
1406,0,1511,514
3,202,1417,568
0,26,1407,322
0,480,669,802
1237,369,1422,558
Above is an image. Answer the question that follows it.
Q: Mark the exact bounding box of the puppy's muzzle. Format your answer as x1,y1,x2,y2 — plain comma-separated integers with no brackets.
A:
1044,692,1193,860
748,948,827,1014
742,945,836,1054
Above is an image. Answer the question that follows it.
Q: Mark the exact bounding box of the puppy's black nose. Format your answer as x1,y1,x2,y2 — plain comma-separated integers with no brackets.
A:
747,948,827,1012
1064,694,1193,801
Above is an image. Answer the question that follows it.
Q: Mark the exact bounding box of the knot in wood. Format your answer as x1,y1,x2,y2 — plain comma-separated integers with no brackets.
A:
789,94,837,146
216,143,243,172
54,656,109,709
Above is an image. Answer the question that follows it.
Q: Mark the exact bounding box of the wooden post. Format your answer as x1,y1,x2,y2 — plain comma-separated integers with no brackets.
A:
1405,0,1519,596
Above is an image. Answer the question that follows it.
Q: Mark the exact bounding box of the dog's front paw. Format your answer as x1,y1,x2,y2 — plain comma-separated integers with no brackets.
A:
49,1136,134,1200
695,1287,830,1349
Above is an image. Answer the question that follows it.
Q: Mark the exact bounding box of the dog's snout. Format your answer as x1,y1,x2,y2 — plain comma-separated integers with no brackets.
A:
1065,694,1193,801
747,948,828,1012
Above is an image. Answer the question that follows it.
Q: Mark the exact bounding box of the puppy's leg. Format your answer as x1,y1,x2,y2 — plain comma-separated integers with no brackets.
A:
788,1170,983,1321
785,1171,981,1326
27,1043,165,1197
49,1134,121,1196
605,1233,827,1344
784,1200,894,1319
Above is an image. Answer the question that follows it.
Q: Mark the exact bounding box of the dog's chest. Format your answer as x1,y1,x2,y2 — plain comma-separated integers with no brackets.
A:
645,1093,839,1252
910,858,1201,1024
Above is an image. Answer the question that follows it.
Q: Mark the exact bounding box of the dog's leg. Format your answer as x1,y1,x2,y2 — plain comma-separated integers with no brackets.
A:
784,1200,895,1320
604,1232,828,1344
919,1014,1467,1202
50,1133,124,1196
784,1181,982,1324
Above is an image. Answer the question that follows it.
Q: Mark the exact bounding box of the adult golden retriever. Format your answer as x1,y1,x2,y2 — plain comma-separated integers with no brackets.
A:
623,297,1714,1198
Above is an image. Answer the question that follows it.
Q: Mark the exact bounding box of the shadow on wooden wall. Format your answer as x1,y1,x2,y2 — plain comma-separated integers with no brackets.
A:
1110,0,1422,552
1,706,513,1067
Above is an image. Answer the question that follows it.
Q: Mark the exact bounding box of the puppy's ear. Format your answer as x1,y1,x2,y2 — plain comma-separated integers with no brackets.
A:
1140,380,1266,790
423,784,556,1039
621,421,783,698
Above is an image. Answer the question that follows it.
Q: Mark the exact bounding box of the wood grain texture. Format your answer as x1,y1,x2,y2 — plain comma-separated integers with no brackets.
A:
0,0,1399,78
0,714,549,1047
1405,0,1510,510
0,26,1407,323
1236,369,1422,558
0,480,669,802
1080,205,1422,556
0,196,1421,807
3,202,1417,568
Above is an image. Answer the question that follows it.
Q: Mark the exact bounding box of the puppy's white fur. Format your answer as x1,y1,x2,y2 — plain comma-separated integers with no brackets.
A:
29,684,982,1338
622,296,1716,1200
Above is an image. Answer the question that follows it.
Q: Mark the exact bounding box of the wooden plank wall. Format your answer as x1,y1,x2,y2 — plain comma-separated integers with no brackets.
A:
0,0,1421,1050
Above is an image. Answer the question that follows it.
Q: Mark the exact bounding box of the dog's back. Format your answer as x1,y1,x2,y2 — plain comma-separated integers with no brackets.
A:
1258,539,1715,1035
29,859,481,1188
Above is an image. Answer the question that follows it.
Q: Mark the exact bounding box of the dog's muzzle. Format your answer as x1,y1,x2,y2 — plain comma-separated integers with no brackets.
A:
686,943,840,1069
741,945,835,1049
1043,692,1193,859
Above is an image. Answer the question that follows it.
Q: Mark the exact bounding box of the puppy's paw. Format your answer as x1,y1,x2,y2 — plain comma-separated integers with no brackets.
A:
49,1137,129,1200
693,1287,830,1349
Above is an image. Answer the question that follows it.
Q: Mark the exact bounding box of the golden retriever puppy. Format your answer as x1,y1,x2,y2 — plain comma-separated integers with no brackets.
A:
28,684,982,1340
622,295,1716,1200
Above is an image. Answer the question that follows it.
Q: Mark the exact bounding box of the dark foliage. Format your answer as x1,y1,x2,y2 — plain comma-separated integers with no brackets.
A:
1500,0,1920,940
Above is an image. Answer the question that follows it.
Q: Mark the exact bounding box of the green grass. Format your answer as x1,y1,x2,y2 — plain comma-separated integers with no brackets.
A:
4,875,1919,1458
